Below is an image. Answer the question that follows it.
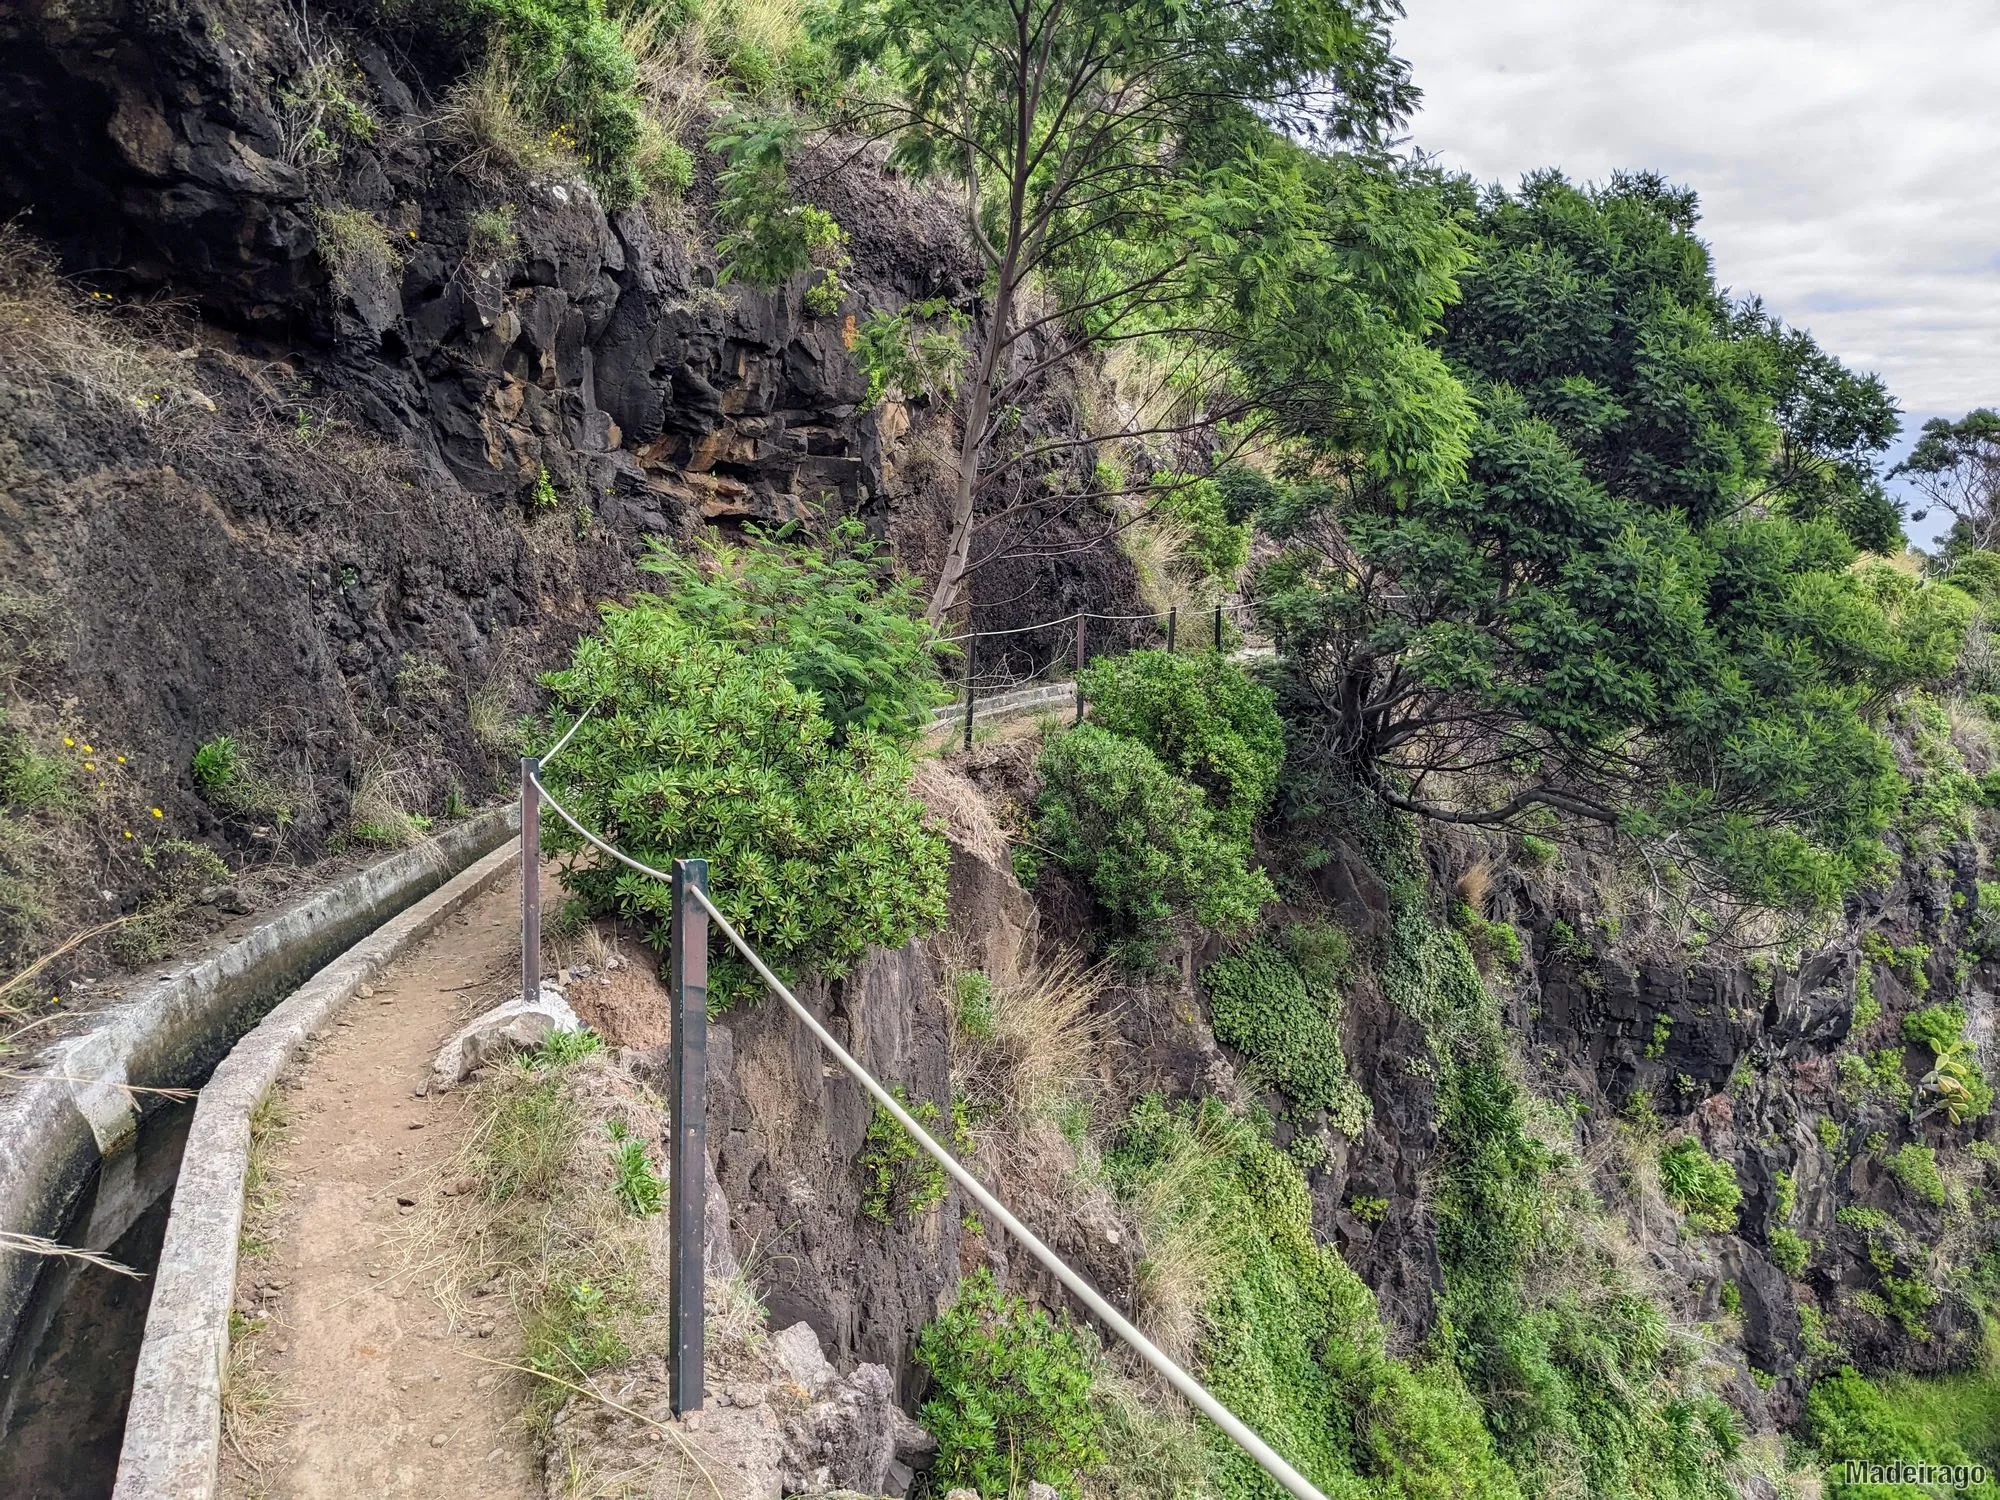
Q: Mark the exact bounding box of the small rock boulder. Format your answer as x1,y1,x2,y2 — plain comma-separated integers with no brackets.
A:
430,984,581,1086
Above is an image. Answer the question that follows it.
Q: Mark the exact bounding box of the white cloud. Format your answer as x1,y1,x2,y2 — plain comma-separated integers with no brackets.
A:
1394,0,2000,426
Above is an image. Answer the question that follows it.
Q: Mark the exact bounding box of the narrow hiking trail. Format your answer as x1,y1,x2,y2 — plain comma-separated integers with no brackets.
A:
219,869,544,1500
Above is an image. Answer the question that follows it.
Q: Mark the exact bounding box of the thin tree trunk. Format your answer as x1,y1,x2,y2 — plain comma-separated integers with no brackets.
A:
925,256,1019,625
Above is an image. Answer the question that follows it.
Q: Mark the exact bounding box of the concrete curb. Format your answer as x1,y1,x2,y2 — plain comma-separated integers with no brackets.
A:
929,647,1275,732
111,834,523,1500
0,806,517,1354
932,680,1079,727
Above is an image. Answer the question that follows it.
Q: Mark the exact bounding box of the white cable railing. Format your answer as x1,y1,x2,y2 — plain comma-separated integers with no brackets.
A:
525,770,1331,1500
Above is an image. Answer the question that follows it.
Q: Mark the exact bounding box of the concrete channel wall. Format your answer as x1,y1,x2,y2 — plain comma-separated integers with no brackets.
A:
111,834,522,1500
0,807,517,1356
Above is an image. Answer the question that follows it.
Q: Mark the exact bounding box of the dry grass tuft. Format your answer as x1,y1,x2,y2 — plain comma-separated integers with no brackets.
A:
312,205,403,300
911,758,1011,865
0,222,205,418
239,1090,292,1259
393,1052,675,1437
1454,859,1494,914
435,55,569,181
1123,1112,1232,1366
952,946,1104,1122
223,1088,295,1471
348,755,430,848
1082,1367,1215,1500
1117,506,1203,622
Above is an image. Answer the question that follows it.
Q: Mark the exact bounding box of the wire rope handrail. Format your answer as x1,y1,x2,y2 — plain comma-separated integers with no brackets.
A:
524,771,1331,1500
936,598,1258,646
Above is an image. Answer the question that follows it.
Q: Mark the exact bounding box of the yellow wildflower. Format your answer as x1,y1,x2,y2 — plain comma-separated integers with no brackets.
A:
150,807,164,818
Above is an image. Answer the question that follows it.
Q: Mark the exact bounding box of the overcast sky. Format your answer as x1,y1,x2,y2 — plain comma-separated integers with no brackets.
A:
1394,0,1999,541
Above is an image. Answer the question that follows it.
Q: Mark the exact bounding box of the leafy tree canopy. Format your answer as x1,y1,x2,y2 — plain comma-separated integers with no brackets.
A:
1252,170,1960,910
634,517,951,745
1897,407,2000,557
816,0,1436,619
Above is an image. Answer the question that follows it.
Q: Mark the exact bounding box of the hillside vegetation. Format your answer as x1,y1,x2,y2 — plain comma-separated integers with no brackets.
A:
3,1,1999,1498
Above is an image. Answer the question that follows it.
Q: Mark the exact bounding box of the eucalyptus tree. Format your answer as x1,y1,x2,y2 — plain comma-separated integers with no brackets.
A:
1898,408,2000,555
821,0,1424,621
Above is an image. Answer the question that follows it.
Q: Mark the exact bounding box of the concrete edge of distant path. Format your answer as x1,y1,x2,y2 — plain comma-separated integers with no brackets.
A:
929,646,1277,730
0,806,517,1359
111,832,523,1500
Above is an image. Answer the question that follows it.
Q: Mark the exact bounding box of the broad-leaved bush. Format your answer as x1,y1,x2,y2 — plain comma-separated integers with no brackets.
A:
1078,650,1284,843
538,538,948,993
1034,724,1273,964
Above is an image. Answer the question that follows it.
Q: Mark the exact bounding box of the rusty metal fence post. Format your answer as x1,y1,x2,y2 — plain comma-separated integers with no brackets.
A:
1167,605,1177,653
667,857,709,1415
520,755,540,1007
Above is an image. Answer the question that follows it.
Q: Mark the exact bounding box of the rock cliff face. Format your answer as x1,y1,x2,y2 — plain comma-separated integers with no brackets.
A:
0,0,1136,932
4,0,1996,1484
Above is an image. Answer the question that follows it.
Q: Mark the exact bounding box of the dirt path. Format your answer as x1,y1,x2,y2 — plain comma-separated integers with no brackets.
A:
220,868,550,1500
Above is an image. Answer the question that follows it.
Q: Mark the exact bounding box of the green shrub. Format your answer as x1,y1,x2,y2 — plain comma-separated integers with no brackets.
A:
532,1027,603,1068
636,519,948,746
915,1269,1103,1499
1150,472,1250,579
312,204,401,298
0,722,74,814
1517,833,1558,869
1718,1279,1741,1315
1818,1116,1843,1151
191,733,292,824
606,1120,664,1216
1850,958,1881,1028
1201,939,1368,1134
450,0,648,207
1805,1366,1999,1498
1034,724,1273,962
1879,1272,1940,1336
1285,919,1352,991
1077,650,1284,843
1658,1138,1742,1232
192,734,239,795
1903,1003,1995,1123
858,1086,953,1223
468,203,518,261
1885,1143,1947,1207
851,299,967,409
1902,1002,1967,1054
710,113,849,298
1452,900,1523,970
538,541,948,994
952,970,996,1041
1109,1096,1521,1500
1839,1047,1912,1107
1769,1227,1811,1278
